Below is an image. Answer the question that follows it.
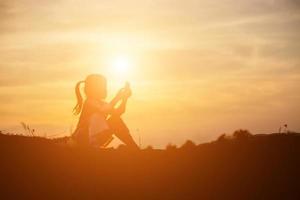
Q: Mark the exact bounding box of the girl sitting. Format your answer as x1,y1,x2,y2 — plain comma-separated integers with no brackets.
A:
72,74,139,149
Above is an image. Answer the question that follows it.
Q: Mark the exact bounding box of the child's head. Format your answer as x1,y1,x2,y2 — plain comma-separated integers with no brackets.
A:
73,74,107,115
84,74,107,100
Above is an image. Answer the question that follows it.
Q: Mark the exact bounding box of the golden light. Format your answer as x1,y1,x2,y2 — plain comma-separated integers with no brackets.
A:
108,55,135,80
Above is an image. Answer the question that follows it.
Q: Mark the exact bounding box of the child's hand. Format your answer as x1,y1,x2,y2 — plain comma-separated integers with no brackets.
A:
116,88,125,99
123,88,132,99
116,82,132,100
123,82,132,99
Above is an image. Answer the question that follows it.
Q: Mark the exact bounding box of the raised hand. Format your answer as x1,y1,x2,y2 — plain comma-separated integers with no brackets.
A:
115,82,132,101
123,82,132,99
116,88,125,99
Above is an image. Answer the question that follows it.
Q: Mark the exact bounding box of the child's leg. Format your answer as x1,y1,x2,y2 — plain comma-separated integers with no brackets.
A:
91,130,114,148
107,116,139,149
72,127,89,146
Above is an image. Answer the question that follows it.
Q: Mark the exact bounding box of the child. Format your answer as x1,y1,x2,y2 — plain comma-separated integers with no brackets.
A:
72,74,139,149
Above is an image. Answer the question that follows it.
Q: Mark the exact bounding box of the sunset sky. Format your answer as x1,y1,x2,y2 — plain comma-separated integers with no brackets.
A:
0,0,299,147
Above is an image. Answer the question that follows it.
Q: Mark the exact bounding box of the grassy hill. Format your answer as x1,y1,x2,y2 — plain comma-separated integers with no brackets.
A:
0,132,300,199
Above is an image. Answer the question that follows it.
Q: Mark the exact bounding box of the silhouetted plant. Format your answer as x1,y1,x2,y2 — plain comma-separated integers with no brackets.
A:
0,130,13,135
217,133,228,142
166,143,177,150
145,145,153,150
181,140,196,149
20,122,35,136
233,129,252,140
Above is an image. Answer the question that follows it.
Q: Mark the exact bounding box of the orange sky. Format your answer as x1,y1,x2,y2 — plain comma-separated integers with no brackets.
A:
0,0,300,147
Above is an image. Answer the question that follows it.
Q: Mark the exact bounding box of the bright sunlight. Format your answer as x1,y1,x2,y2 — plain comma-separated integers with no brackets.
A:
111,55,132,78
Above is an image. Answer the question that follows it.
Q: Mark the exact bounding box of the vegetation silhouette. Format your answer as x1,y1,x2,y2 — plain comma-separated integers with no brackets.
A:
0,130,300,199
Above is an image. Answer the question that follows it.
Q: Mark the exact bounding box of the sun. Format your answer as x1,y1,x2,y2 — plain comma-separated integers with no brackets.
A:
95,53,136,81
112,55,130,74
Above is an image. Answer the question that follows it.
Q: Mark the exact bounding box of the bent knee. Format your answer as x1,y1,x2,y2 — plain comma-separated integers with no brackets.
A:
108,116,129,132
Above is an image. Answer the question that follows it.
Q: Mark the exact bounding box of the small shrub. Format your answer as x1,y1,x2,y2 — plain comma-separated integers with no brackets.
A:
145,145,154,150
181,140,196,149
233,129,252,140
217,133,228,142
166,143,177,150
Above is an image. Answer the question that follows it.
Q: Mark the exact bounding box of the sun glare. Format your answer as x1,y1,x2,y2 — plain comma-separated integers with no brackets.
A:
92,53,137,82
111,55,132,77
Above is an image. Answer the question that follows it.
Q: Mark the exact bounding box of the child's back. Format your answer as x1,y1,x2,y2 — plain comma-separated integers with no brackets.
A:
74,98,111,146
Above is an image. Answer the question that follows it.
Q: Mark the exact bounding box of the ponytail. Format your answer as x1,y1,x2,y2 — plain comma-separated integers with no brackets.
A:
73,81,85,115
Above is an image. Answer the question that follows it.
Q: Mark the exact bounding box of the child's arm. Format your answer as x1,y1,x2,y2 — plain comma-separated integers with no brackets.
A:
111,83,132,116
97,89,123,114
94,83,131,115
112,98,128,116
88,89,123,114
109,89,124,108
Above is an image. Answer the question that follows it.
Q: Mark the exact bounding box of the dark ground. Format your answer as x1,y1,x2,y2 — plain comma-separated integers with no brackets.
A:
0,132,300,200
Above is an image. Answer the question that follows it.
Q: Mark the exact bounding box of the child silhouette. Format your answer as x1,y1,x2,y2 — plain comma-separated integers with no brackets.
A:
72,74,139,149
